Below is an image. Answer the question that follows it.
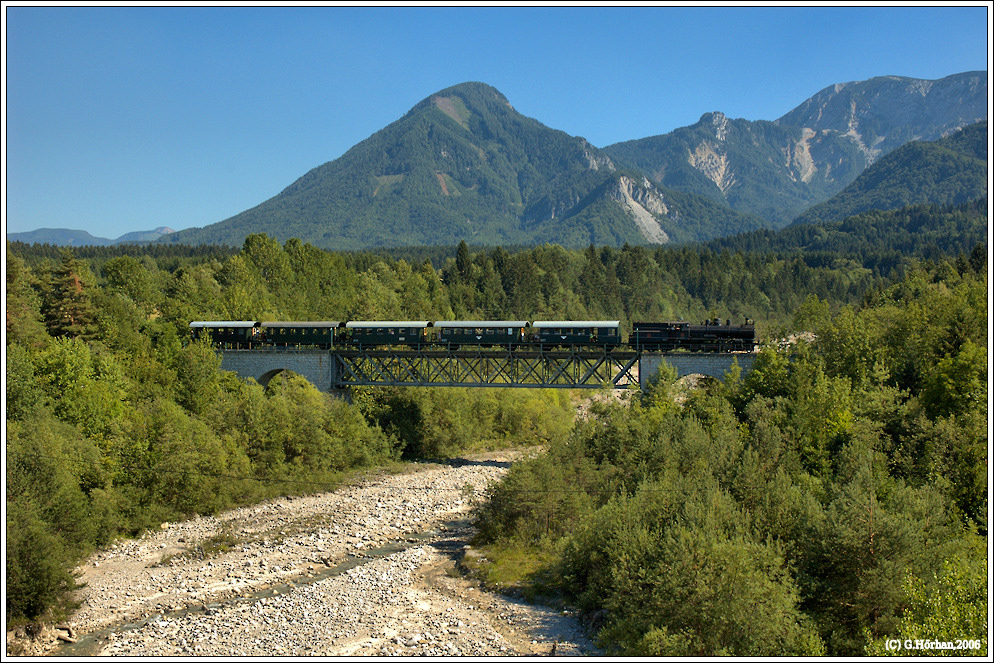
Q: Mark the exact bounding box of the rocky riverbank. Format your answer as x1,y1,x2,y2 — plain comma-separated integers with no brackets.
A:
7,450,599,657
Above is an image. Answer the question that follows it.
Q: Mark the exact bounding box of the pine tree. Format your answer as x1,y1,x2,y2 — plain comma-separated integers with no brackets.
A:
6,245,48,347
43,249,98,339
456,240,471,281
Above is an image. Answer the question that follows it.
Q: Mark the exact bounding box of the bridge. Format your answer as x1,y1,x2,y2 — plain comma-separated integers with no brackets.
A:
218,347,757,394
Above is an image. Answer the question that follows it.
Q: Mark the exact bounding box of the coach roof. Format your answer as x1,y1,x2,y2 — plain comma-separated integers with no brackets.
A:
344,321,432,328
531,321,621,328
189,321,259,328
433,321,530,328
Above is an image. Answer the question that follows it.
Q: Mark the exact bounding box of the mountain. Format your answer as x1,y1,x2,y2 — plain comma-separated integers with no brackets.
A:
603,112,867,226
603,72,987,228
6,228,115,246
162,82,769,250
775,71,988,160
792,121,988,225
114,227,176,244
7,226,174,246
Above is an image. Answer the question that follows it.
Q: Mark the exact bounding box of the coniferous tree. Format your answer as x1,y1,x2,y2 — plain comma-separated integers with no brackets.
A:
456,240,471,281
6,245,48,348
43,249,98,339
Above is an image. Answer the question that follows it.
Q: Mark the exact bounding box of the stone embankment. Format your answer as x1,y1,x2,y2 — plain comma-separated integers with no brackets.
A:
9,451,598,657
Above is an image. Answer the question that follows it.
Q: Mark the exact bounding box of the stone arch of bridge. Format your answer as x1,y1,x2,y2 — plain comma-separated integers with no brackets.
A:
258,368,293,389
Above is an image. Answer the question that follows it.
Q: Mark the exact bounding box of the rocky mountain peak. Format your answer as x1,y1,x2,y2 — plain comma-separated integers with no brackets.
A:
582,141,616,172
699,111,731,141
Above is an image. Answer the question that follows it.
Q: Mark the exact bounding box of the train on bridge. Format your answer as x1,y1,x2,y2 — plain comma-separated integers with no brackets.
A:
190,319,757,353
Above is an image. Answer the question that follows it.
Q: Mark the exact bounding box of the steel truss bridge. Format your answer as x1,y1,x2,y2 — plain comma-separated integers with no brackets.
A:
333,347,640,389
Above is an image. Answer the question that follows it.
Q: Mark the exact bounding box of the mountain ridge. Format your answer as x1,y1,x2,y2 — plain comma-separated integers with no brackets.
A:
791,120,988,225
603,71,986,227
6,226,175,247
775,71,987,161
12,72,987,250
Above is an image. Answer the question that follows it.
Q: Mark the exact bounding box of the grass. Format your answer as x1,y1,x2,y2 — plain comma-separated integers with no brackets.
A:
458,539,564,605
154,527,241,567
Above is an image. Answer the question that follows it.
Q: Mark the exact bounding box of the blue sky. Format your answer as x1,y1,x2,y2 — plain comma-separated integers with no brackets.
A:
4,3,990,239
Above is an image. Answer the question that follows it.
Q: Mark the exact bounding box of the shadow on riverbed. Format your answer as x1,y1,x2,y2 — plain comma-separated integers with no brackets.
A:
413,457,513,470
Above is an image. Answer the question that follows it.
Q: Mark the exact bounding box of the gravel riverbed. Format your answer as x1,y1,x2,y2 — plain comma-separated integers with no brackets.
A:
11,450,599,657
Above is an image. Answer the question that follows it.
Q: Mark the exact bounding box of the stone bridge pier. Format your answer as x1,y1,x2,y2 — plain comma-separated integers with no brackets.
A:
219,350,339,393
639,352,757,388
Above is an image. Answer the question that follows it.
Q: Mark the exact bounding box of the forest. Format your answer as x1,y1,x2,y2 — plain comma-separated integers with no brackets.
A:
5,198,988,656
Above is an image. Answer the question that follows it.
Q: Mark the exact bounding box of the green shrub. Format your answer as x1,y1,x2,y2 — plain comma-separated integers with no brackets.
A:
5,500,79,621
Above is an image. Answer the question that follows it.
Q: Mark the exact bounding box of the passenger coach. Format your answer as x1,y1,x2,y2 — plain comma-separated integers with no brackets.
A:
338,321,432,348
433,321,529,349
189,321,260,348
531,321,622,350
261,321,342,349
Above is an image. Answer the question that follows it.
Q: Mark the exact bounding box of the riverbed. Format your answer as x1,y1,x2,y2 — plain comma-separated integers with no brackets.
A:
11,451,598,657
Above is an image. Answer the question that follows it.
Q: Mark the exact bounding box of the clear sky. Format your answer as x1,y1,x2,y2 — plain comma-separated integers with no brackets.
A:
4,2,991,240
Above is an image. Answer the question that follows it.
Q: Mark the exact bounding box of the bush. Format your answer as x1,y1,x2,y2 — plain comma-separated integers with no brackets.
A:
5,414,107,621
561,480,825,656
5,501,79,621
865,549,988,656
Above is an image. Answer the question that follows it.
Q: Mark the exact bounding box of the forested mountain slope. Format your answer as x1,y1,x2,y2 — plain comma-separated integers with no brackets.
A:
792,121,988,225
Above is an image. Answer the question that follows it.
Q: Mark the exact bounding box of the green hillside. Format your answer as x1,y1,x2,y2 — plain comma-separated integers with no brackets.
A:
706,199,987,275
792,121,988,225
